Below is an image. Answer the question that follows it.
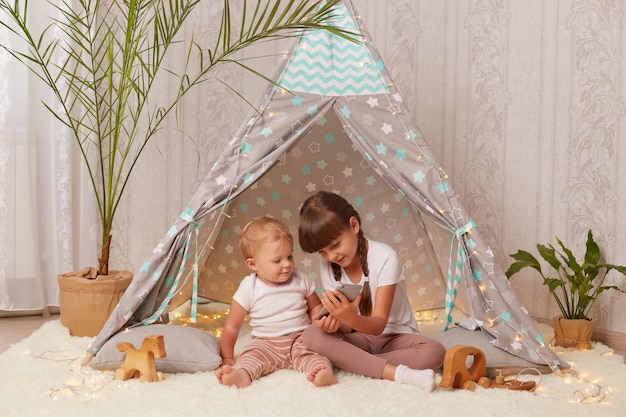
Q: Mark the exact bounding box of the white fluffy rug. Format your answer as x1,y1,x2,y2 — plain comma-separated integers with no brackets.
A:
2,320,625,417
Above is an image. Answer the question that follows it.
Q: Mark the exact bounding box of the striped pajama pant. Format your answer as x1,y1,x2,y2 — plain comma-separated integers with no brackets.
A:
235,331,332,381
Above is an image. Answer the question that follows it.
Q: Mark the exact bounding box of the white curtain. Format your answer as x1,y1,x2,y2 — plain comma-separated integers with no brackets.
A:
0,2,97,313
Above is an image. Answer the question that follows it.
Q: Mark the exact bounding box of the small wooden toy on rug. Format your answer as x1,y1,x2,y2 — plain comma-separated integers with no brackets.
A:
488,370,536,391
439,344,488,391
439,344,536,392
114,334,167,383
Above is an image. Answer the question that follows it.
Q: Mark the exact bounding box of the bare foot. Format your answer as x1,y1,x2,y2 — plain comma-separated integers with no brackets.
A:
306,365,338,387
216,365,252,388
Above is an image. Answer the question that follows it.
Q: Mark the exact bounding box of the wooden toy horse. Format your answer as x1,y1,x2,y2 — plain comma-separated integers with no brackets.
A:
114,334,167,383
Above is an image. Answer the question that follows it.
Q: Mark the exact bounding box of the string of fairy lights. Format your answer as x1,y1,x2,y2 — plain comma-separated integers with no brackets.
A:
22,318,614,405
27,350,114,401
24,294,617,405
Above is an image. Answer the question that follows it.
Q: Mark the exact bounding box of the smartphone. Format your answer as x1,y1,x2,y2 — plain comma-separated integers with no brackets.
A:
315,283,363,320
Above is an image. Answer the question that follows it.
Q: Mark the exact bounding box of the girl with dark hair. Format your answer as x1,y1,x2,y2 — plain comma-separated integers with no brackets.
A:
299,191,446,391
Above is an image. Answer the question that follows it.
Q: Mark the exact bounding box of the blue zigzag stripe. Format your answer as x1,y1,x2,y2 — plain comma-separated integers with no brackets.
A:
288,51,374,66
281,70,382,86
295,41,370,58
277,79,387,95
287,51,374,62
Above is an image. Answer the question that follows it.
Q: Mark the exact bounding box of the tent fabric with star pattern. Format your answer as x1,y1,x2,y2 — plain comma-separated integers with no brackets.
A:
87,0,560,371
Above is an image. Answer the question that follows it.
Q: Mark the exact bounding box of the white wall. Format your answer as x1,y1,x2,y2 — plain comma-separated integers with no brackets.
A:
110,1,626,335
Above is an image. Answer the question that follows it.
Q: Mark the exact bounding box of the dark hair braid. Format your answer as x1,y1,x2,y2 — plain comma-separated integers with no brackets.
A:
357,229,372,316
331,263,342,281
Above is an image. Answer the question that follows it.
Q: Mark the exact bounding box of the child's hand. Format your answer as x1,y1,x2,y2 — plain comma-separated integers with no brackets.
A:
322,289,360,323
317,314,341,333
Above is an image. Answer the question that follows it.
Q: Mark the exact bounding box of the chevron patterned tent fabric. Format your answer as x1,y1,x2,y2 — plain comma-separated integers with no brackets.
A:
279,5,387,95
88,1,561,371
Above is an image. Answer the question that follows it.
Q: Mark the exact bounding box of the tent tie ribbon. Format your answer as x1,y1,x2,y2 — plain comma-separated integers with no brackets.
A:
141,213,200,326
189,219,200,323
171,212,201,323
444,219,475,330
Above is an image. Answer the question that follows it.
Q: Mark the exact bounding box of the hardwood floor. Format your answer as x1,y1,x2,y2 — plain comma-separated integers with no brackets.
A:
0,313,59,353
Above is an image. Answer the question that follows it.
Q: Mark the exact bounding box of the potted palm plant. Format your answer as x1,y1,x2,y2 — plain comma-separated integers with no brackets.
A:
506,229,626,349
0,0,352,336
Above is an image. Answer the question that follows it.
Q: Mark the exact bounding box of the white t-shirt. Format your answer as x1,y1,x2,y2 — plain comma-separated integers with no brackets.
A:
318,239,419,335
233,270,316,338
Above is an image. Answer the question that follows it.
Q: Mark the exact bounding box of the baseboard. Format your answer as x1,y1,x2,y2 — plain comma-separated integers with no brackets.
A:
535,317,626,357
591,327,626,355
0,306,59,318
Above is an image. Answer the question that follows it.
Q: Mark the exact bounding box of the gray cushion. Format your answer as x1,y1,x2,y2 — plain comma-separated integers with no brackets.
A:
89,324,221,373
429,327,567,377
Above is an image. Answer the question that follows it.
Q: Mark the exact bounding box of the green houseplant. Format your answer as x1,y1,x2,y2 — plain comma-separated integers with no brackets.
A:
0,0,352,335
506,229,626,349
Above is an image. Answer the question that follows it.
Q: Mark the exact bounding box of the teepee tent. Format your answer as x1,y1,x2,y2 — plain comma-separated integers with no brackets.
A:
87,0,560,370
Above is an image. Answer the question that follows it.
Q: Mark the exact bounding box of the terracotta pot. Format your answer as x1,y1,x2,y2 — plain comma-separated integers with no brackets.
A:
58,268,133,337
552,316,594,349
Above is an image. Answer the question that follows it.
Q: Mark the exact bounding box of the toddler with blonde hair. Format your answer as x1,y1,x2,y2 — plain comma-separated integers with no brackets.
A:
217,216,337,388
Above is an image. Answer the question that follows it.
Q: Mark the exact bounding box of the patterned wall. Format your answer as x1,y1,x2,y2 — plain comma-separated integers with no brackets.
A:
109,1,626,334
